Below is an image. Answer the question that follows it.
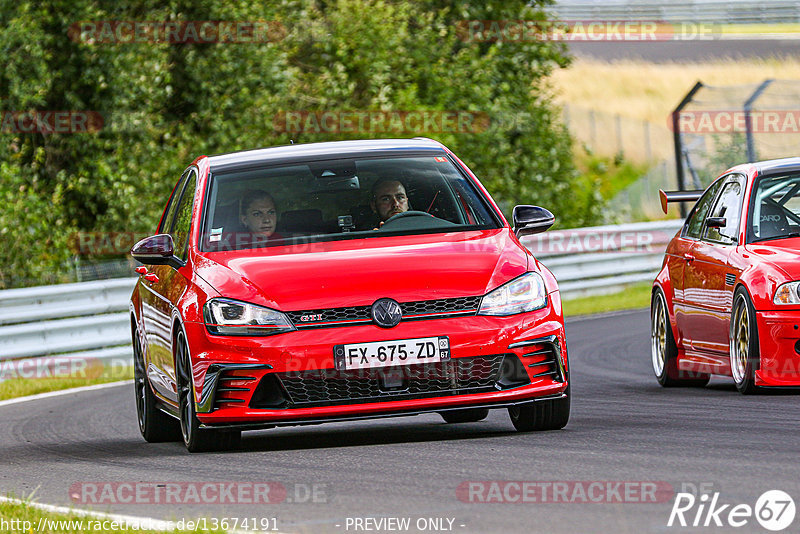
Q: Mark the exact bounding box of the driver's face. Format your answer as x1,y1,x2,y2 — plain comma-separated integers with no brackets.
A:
241,197,277,237
372,181,409,221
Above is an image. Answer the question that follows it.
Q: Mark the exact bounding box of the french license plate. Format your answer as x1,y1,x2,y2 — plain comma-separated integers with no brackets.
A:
334,336,450,371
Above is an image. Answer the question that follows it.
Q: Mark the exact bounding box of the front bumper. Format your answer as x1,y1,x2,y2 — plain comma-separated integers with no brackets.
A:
755,309,800,386
183,297,568,425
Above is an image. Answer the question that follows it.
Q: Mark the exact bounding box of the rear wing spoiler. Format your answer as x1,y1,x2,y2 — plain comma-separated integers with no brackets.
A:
658,189,704,214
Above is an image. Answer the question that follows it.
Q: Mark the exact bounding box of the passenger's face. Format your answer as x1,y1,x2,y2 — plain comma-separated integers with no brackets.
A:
372,181,409,221
241,197,276,237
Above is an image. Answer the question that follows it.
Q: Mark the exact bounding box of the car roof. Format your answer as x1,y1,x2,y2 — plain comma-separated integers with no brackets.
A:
206,138,448,173
754,157,800,176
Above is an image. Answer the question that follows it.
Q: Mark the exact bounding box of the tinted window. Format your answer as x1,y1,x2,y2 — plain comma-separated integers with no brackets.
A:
201,155,500,252
705,176,743,244
685,179,724,239
749,172,800,242
171,170,197,260
158,170,190,234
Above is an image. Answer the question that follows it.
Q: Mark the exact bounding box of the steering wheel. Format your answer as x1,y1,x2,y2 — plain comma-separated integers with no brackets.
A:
384,210,432,223
379,210,456,231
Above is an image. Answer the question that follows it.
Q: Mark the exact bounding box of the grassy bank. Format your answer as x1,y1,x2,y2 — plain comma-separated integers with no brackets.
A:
0,366,133,401
0,498,225,533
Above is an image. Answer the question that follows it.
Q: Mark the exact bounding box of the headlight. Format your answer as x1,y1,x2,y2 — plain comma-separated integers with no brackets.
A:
478,272,548,316
203,298,296,336
774,282,800,305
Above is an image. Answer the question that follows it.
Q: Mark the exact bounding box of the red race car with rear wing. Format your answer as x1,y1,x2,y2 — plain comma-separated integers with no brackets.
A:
652,157,800,394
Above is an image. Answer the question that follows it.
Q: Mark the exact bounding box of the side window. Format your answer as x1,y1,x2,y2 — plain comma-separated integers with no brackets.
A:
685,179,724,239
170,169,198,262
705,176,743,244
158,170,190,234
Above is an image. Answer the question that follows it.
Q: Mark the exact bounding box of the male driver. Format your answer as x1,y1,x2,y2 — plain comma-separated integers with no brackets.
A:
370,179,410,222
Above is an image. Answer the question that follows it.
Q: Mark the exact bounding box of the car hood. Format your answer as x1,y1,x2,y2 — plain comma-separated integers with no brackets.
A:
193,229,530,311
744,239,800,278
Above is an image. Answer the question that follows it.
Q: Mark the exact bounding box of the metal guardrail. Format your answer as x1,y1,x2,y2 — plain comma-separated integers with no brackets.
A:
0,278,135,380
522,219,683,298
0,220,683,378
548,0,800,24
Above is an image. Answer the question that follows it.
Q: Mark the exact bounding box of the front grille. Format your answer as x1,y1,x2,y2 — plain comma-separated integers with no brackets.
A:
251,355,507,409
286,296,481,329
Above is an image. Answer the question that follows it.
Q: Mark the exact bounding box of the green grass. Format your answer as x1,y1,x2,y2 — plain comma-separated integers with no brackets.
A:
562,282,652,317
0,365,133,401
719,23,800,34
0,499,227,533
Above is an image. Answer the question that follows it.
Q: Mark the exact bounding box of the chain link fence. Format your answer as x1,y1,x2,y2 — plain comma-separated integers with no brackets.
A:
674,79,800,191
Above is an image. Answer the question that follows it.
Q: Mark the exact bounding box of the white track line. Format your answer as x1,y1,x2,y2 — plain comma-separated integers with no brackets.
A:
0,384,294,533
0,380,133,409
0,495,271,533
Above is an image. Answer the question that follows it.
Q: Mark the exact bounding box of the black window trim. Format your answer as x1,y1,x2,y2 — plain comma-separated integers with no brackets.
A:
745,171,800,244
701,173,746,246
166,165,200,265
157,168,191,234
682,176,726,241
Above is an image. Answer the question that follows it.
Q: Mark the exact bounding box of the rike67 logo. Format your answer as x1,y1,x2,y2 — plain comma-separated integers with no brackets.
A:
668,489,795,531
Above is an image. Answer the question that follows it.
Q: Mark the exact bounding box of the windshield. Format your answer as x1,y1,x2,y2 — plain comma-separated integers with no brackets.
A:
749,172,800,242
200,155,500,252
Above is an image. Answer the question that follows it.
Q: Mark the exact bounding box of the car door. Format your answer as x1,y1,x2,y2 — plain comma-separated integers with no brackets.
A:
141,168,197,403
683,175,744,355
673,178,724,347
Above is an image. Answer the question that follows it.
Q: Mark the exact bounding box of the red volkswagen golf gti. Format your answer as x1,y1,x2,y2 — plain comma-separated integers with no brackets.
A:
130,139,569,452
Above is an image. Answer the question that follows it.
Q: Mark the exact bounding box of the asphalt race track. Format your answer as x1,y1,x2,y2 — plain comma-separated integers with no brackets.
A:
3,309,800,533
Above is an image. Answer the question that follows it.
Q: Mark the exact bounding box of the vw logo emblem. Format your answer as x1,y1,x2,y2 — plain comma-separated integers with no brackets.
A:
371,298,402,328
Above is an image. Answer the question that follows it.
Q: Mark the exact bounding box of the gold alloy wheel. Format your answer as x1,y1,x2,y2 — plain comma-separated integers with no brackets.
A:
731,296,749,384
651,293,667,377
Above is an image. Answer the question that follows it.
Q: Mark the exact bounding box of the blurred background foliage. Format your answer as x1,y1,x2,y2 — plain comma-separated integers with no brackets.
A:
0,0,601,288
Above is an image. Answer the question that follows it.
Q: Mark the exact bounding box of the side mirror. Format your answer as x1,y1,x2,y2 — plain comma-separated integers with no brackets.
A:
513,205,555,237
131,234,183,269
706,217,726,229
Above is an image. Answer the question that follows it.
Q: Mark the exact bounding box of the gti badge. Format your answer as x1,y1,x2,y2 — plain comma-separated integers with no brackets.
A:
300,314,323,322
371,298,402,328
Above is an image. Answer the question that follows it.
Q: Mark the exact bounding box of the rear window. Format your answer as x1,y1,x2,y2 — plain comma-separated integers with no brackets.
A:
200,155,500,252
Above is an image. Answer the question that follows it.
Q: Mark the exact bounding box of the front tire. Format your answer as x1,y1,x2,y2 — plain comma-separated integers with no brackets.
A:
508,385,570,431
133,329,181,442
176,332,241,452
730,288,760,395
651,289,710,387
